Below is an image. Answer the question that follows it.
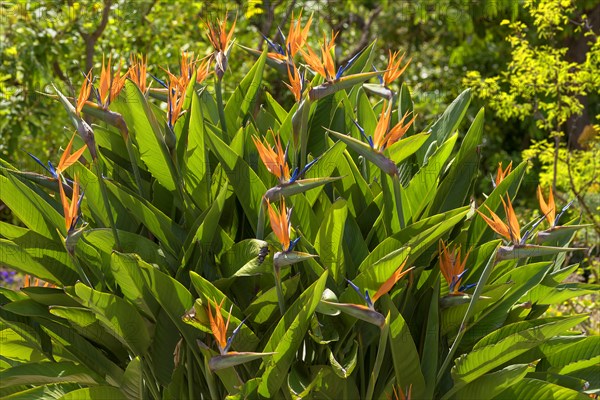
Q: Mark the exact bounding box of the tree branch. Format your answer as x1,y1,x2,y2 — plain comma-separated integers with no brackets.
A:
339,6,381,66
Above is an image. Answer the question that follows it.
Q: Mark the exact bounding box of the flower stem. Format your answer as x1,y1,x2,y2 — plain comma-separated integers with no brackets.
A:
125,137,145,198
392,174,405,229
94,159,121,250
257,197,266,239
436,249,498,387
67,250,93,287
274,265,286,315
215,76,227,138
366,314,390,400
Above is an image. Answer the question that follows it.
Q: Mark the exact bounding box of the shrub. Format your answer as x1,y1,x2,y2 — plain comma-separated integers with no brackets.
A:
0,13,597,400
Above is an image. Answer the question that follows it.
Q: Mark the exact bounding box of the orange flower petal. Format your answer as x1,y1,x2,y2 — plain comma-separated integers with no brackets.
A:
57,133,87,175
372,259,413,303
267,198,290,250
373,102,391,150
476,206,511,241
383,50,410,86
76,70,93,115
537,185,555,225
502,196,521,242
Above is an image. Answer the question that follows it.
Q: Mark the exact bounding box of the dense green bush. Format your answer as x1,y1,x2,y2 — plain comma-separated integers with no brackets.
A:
1,12,598,400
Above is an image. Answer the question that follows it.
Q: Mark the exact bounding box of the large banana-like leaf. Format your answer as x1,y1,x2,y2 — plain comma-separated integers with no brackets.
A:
69,283,151,355
416,89,471,164
258,271,329,397
452,315,589,385
224,49,267,138
428,107,484,215
382,296,427,398
0,362,103,388
111,81,179,193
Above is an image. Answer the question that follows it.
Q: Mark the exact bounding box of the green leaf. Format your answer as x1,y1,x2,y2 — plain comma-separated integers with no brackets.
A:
314,199,348,286
417,89,471,164
258,271,329,397
441,283,511,336
449,364,530,400
0,326,48,366
121,357,142,400
386,132,430,164
366,312,390,400
0,174,63,239
429,107,484,215
105,180,184,256
0,362,101,388
493,378,589,400
402,133,457,223
328,340,358,379
496,244,584,260
0,239,71,285
184,91,211,210
58,386,127,400
225,49,267,135
205,127,267,234
184,183,228,256
244,275,300,325
524,282,599,306
543,336,600,375
111,81,179,192
382,296,427,398
1,383,79,400
48,306,127,359
357,89,378,135
221,239,270,278
71,283,151,355
452,315,589,385
398,83,415,136
422,280,440,399
109,252,159,318
462,261,551,346
84,228,174,273
34,319,124,386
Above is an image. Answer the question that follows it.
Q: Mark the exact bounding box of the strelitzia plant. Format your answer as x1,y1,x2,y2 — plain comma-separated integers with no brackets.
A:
267,197,315,312
206,298,274,371
437,240,484,309
328,100,415,177
493,161,512,188
322,259,413,327
206,13,236,135
388,385,412,400
365,50,411,99
1,11,595,400
53,73,121,249
439,240,473,296
476,195,522,245
327,100,415,229
534,185,581,243
26,132,87,182
267,10,313,60
477,195,582,260
128,53,149,94
254,130,340,238
300,30,383,101
206,14,236,80
96,55,128,109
